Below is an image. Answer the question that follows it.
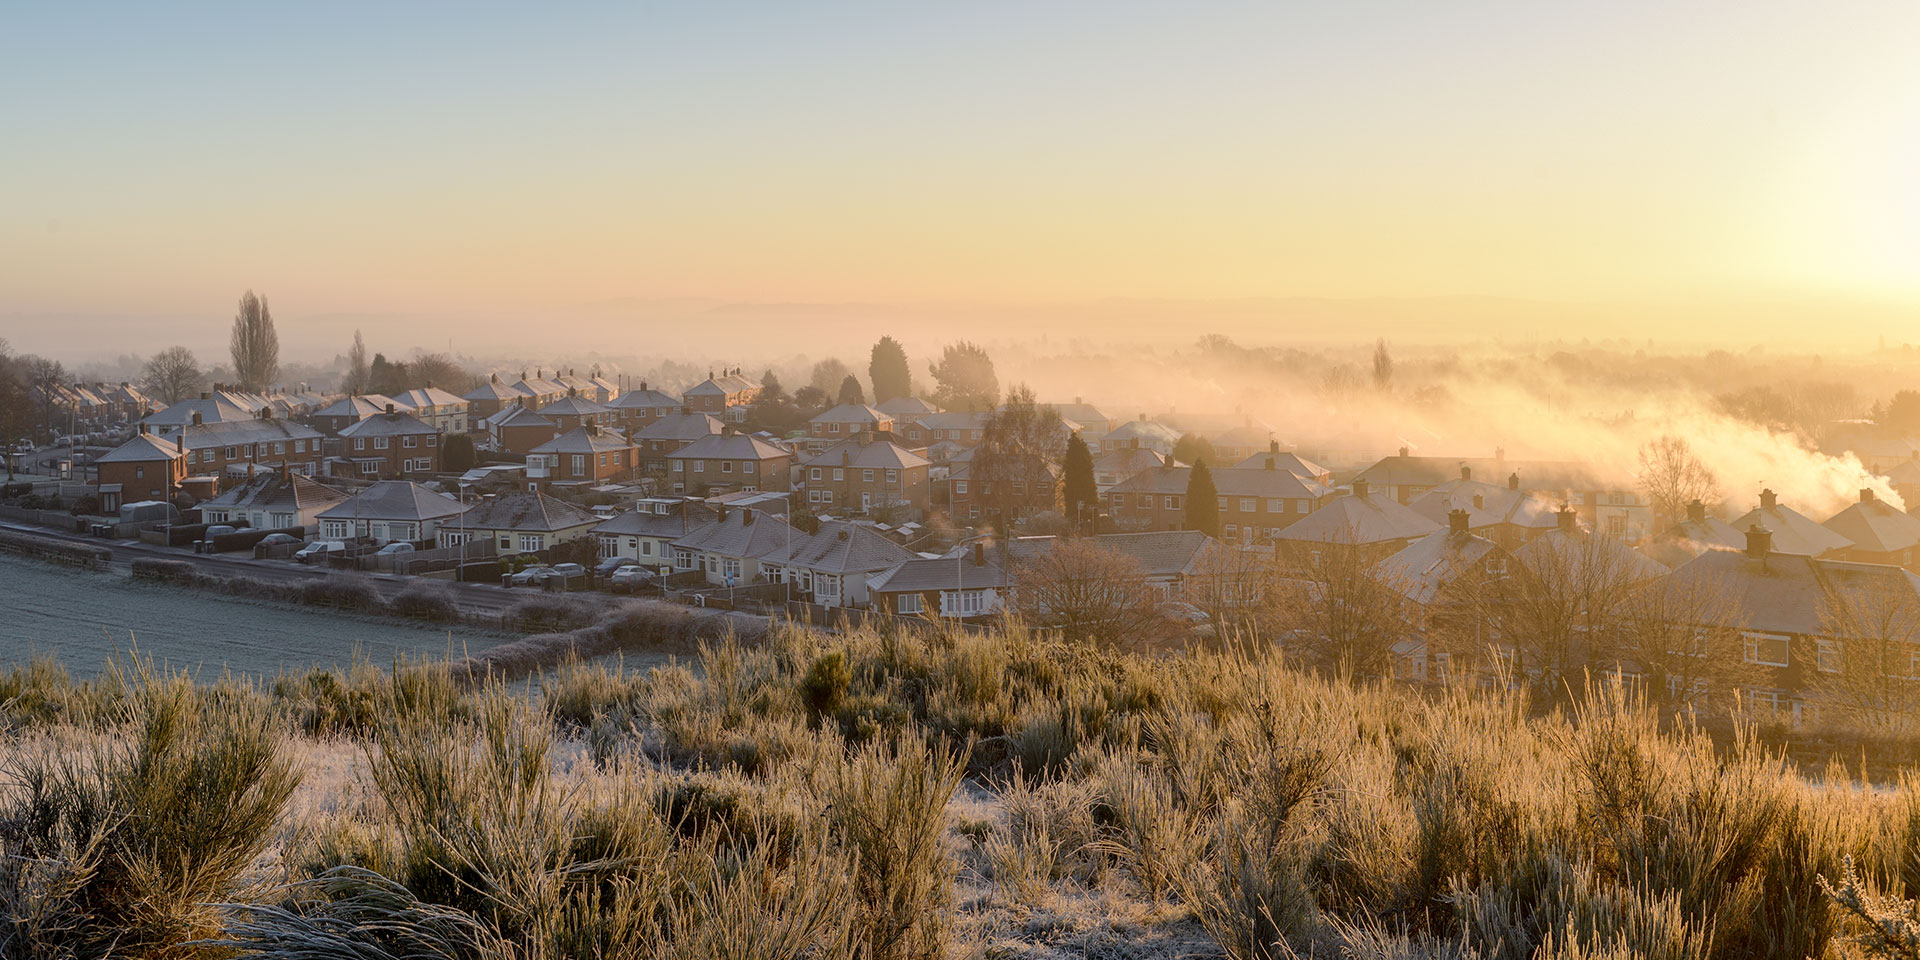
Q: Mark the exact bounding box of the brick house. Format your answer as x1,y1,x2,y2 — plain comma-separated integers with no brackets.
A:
94,426,189,503
174,414,327,484
555,368,617,404
683,369,760,420
1406,471,1567,550
509,371,568,408
667,505,798,586
1103,417,1182,456
608,383,682,426
636,412,725,477
334,410,442,479
1272,478,1440,564
666,431,793,496
389,385,471,434
800,436,930,516
1229,442,1333,484
909,411,991,447
807,404,893,452
527,426,639,488
946,451,1060,526
142,393,253,433
309,395,398,437
1727,488,1853,558
1107,459,1334,544
1093,443,1171,492
485,404,559,456
463,375,530,422
537,392,614,433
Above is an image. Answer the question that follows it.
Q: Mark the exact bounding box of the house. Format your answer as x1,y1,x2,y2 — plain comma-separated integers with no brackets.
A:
1882,456,1920,509
1272,478,1441,563
1106,460,1333,543
527,427,639,488
665,431,793,496
174,413,327,482
334,410,441,479
440,491,600,556
1375,511,1517,681
683,369,760,419
763,520,918,608
807,404,894,452
141,392,253,433
866,541,1009,620
1356,451,1647,540
509,371,568,408
1228,442,1333,483
94,426,188,503
1093,444,1172,492
1512,510,1671,586
635,412,725,476
668,505,798,586
1405,472,1563,549
1103,417,1182,455
463,375,530,422
554,368,616,404
1661,524,1920,724
800,436,930,516
1824,489,1920,570
876,396,941,419
309,395,399,436
1008,529,1243,601
910,411,991,447
315,480,468,545
537,392,614,433
593,498,718,572
608,383,682,426
389,385,470,434
1646,499,1747,567
947,452,1060,526
1721,488,1854,558
1208,423,1279,465
484,404,559,456
196,473,349,532
1036,401,1113,448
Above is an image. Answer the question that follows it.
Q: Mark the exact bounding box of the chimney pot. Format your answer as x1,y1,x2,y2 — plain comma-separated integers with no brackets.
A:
1269,439,1280,454
191,411,203,426
385,403,395,415
1398,446,1409,458
1448,508,1470,535
742,508,753,524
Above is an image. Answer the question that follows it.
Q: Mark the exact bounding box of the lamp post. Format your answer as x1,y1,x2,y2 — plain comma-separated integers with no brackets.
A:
457,480,472,578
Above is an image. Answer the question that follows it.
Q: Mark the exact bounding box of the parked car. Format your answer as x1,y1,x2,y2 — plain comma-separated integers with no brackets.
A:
609,565,653,588
294,541,345,564
374,542,417,556
204,525,238,538
508,564,553,587
548,562,587,582
594,556,629,577
257,533,302,546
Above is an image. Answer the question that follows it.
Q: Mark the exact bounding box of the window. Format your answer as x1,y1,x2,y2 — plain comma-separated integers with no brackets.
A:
135,466,144,479
402,436,417,448
694,460,705,473
741,461,754,474
294,440,305,453
257,443,268,457
274,442,286,454
896,593,923,614
353,438,366,451
1816,637,1841,674
810,467,822,481
359,460,380,474
672,461,684,472
1216,496,1227,511
374,437,388,450
675,548,695,569
723,559,741,580
1743,632,1790,667
1240,498,1256,512
886,469,898,483
862,469,874,482
641,540,653,556
573,455,586,474
519,534,543,552
954,481,967,494
831,422,842,433
816,576,839,600
600,453,609,467
1297,500,1309,513
1164,495,1180,509
598,538,617,559
833,468,845,481
225,446,238,459
1225,524,1238,539
941,589,989,616
1111,494,1124,507
426,435,437,446
1268,498,1285,512
1607,514,1626,537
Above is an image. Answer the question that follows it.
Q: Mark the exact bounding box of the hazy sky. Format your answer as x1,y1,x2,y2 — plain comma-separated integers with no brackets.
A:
6,1,1920,351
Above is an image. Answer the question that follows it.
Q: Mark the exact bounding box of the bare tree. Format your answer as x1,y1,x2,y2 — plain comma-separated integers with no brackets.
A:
141,346,204,405
1183,540,1271,636
1605,573,1757,717
1013,538,1170,648
1636,434,1716,530
407,352,476,394
344,330,370,394
1372,338,1393,392
229,290,279,392
1266,530,1410,681
809,358,852,398
1811,575,1920,738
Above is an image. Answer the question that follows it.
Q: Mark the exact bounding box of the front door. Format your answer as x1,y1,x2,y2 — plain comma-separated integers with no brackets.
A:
861,492,872,512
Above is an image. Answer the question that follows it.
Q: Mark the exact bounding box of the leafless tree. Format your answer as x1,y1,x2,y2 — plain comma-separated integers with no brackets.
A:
1265,531,1410,681
344,329,370,394
1811,575,1920,737
229,290,279,392
407,352,476,394
809,358,852,398
1636,434,1717,530
1183,540,1272,636
141,346,204,405
1013,538,1170,648
1372,338,1393,392
1604,573,1757,717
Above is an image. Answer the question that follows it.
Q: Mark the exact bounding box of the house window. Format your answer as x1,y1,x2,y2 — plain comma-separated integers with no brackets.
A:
1816,638,1841,673
359,460,380,474
226,446,238,459
863,469,874,482
940,589,989,616
135,466,144,479
1164,495,1180,509
519,534,543,552
1268,499,1285,512
573,455,587,474
672,461,683,472
1240,498,1256,512
1225,524,1238,539
886,469,898,483
896,593,923,615
694,461,705,473
294,440,305,453
274,442,286,454
1297,500,1309,513
257,443,268,457
722,461,733,473
1743,632,1790,667
1216,496,1226,511
723,559,741,580
427,435,437,446
353,438,366,451
374,438,389,450
600,453,608,467
674,548,695,569
833,468,845,481
954,481,967,494
403,436,417,448
640,540,653,556
816,576,839,600
810,467,823,481
831,422,842,433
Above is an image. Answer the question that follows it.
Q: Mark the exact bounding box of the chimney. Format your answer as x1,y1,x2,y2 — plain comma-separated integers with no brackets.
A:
191,411,203,426
972,541,985,566
1352,477,1369,500
640,380,648,391
1471,493,1484,510
385,403,396,415
1448,508,1470,535
1398,446,1410,458
1746,523,1773,560
520,370,527,381
1686,499,1706,523
1507,472,1519,491
1556,506,1577,533
491,373,499,383
1264,457,1275,471
742,508,754,524
1269,439,1280,455
1460,465,1471,480
139,423,147,435
200,392,210,400
1760,488,1777,510
1862,488,1877,504
717,504,729,521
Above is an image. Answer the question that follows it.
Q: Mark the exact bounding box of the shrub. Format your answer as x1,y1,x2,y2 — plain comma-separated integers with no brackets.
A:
130,557,197,583
828,733,968,960
298,575,388,612
505,596,595,634
390,580,460,622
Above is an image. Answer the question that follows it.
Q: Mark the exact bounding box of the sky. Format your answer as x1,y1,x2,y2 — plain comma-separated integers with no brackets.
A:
5,1,1920,357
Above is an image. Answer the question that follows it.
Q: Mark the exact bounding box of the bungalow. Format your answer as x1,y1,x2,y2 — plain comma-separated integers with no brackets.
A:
441,491,600,556
197,473,349,532
594,497,719,572
668,505,798,586
141,392,253,433
867,542,1009,620
665,431,793,496
334,410,441,479
315,480,468,545
763,520,917,608
800,436,930,515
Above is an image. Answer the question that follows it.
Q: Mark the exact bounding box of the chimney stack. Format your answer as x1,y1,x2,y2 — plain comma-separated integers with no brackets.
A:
742,508,754,524
1862,488,1877,503
1472,493,1484,510
1448,508,1470,535
1686,499,1706,523
972,541,985,566
1556,506,1578,533
1745,523,1773,560
1352,477,1369,500
191,411,203,426
139,423,147,435
1460,465,1472,480
1270,439,1280,455
1760,488,1777,510
1398,446,1410,458
385,403,395,415
716,504,729,521
1507,472,1520,491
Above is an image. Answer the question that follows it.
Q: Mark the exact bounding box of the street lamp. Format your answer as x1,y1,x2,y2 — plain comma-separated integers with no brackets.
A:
457,480,472,578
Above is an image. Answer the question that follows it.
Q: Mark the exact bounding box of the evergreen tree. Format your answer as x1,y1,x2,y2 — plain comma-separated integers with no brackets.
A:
869,335,912,404
1184,459,1221,537
1063,432,1098,533
1172,433,1213,467
442,433,478,473
837,374,866,406
928,341,998,412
